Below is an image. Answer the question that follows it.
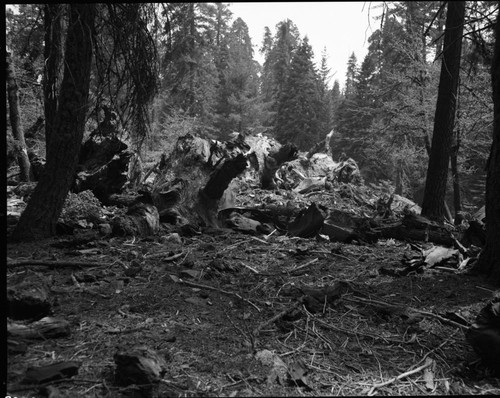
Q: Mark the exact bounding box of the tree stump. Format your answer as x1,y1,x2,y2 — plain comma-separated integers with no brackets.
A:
73,135,132,204
151,134,248,228
111,203,160,236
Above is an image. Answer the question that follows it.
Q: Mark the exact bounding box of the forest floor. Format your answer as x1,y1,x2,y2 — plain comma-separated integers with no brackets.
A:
7,225,500,397
6,176,500,397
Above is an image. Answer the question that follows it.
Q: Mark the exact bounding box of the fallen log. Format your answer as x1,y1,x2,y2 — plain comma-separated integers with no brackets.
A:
376,212,455,246
22,360,81,384
8,317,71,340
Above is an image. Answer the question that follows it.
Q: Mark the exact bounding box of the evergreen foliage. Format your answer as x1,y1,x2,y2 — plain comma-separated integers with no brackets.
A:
6,1,498,213
276,37,323,150
214,17,263,138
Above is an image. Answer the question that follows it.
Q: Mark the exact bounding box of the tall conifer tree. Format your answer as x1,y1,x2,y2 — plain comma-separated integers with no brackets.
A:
276,37,322,150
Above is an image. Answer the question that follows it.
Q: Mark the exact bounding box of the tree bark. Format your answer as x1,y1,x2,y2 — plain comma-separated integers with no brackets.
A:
12,4,96,241
421,1,465,221
450,132,463,225
475,6,500,286
43,4,65,151
187,2,196,114
6,50,32,182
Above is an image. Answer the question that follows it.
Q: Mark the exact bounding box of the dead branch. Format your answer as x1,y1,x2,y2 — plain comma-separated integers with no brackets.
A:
344,296,469,330
7,260,104,268
176,278,261,312
253,301,302,337
288,258,319,275
367,357,435,395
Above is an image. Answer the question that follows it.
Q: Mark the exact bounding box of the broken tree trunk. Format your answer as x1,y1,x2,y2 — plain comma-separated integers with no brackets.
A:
111,202,160,237
73,135,132,204
6,49,32,182
151,134,248,228
261,143,299,189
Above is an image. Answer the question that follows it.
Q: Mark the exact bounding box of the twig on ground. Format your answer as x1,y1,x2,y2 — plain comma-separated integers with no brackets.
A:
225,312,255,351
309,312,402,344
222,239,250,251
264,229,277,240
7,260,102,268
310,250,352,261
250,236,270,245
145,251,185,261
288,258,318,275
343,296,470,331
366,357,435,395
253,301,301,337
416,330,458,367
239,261,259,274
177,278,261,312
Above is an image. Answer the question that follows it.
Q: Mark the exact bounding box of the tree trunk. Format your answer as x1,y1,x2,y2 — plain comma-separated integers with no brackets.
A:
188,2,196,114
12,4,96,241
435,5,446,58
475,7,500,286
6,50,32,182
421,1,465,221
43,4,65,150
451,132,463,225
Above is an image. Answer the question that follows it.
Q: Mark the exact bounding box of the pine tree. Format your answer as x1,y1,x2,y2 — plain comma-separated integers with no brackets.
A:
344,52,358,99
161,3,220,122
260,19,300,131
214,17,262,137
318,47,333,134
421,1,466,220
276,37,322,150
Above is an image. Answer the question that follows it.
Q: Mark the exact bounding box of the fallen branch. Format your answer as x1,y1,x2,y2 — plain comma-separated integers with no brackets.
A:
247,258,319,277
253,301,302,337
250,236,271,245
412,309,469,330
309,312,402,343
222,239,251,251
310,250,352,261
176,278,261,312
7,260,103,269
145,251,185,261
367,357,435,395
239,261,260,274
288,258,319,275
344,296,469,331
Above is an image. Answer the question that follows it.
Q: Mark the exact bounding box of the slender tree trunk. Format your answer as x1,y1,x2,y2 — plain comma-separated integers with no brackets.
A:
421,1,465,221
451,131,463,225
475,6,500,286
435,4,446,58
188,2,196,114
395,159,403,195
12,4,96,241
43,4,65,151
6,50,32,182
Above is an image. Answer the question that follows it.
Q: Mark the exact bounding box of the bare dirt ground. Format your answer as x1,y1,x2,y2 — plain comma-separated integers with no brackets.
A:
6,222,500,397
